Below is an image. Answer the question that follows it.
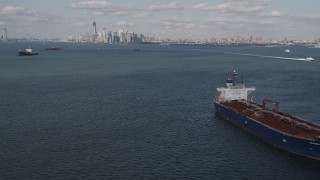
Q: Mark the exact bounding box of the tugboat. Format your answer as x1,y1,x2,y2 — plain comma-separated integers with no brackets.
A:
214,70,320,160
18,48,39,56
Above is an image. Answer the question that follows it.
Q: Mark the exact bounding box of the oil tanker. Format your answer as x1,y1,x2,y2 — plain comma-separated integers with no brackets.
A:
214,70,320,160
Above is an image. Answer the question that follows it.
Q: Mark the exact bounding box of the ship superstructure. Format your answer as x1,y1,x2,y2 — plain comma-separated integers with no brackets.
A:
214,70,320,160
216,70,255,101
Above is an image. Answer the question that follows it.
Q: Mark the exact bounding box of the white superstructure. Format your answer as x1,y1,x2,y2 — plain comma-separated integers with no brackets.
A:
26,48,33,53
216,70,255,101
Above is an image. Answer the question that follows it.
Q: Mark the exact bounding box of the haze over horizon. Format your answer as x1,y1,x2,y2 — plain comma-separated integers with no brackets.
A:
1,0,320,40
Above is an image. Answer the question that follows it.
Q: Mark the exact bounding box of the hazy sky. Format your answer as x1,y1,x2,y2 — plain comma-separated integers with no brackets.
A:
1,0,320,40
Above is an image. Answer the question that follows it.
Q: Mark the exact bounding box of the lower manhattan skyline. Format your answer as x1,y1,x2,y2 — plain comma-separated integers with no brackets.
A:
1,0,320,40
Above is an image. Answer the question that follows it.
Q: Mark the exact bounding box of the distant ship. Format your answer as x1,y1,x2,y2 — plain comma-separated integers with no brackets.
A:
214,70,320,160
305,57,315,61
18,48,39,56
284,49,290,53
44,46,61,50
160,42,170,45
313,44,320,48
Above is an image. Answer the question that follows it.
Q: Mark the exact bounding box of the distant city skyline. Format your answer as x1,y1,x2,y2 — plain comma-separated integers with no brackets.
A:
1,0,320,40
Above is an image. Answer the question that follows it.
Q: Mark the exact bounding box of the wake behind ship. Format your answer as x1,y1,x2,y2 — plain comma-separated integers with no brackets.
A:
214,70,320,160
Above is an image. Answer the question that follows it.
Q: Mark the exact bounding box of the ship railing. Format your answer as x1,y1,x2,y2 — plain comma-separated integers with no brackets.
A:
280,116,292,123
295,122,320,132
237,100,263,112
268,111,294,124
238,101,320,136
279,112,320,132
276,113,320,133
245,101,263,110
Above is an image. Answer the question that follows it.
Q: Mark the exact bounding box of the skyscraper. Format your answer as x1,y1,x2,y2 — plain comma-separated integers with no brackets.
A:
93,21,97,41
1,28,8,42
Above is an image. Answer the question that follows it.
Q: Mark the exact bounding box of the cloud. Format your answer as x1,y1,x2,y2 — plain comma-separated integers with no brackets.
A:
218,0,269,14
149,1,183,11
271,10,281,17
289,14,320,21
116,21,134,26
193,0,269,15
71,0,112,9
1,5,36,16
191,0,274,34
113,11,128,16
91,11,105,16
192,3,215,10
206,16,272,26
71,0,133,18
71,0,133,12
164,16,179,21
162,16,194,29
0,5,55,23
74,22,87,27
134,12,149,19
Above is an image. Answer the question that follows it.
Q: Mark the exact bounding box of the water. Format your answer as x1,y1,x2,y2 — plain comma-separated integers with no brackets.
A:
1,42,320,179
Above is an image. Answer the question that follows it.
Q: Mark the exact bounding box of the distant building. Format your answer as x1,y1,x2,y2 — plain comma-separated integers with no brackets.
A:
107,31,113,43
119,30,125,43
113,32,120,43
93,21,97,42
126,31,134,43
255,37,263,43
86,33,91,42
77,21,151,44
1,28,8,42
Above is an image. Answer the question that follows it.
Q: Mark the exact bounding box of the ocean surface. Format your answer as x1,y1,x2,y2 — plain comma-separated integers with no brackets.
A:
1,42,320,179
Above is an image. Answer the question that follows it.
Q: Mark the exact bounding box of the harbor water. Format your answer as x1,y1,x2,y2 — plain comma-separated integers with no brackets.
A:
1,42,320,179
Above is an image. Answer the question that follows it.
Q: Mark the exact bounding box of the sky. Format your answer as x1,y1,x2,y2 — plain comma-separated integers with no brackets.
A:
1,0,320,40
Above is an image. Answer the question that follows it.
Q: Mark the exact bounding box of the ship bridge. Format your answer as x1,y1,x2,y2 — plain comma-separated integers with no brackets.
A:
217,70,255,101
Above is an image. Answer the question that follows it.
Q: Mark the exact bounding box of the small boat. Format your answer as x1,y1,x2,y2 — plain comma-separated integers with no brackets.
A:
18,48,39,56
214,70,320,160
284,49,290,53
305,57,314,61
133,48,140,51
44,46,61,50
